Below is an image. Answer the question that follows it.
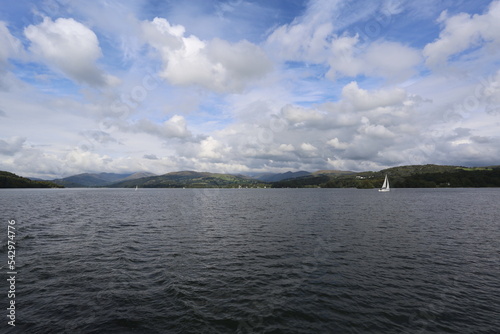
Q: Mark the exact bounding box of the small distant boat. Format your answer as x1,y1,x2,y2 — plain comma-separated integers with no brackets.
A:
378,174,390,192
135,185,138,191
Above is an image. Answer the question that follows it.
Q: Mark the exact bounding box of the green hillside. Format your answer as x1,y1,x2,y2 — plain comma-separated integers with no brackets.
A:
51,172,132,187
51,172,156,187
110,171,266,188
0,171,63,188
3,165,500,189
273,165,500,188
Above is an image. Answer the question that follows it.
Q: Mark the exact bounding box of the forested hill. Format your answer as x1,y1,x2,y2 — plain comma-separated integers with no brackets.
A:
0,171,63,188
109,171,265,188
2,165,500,189
272,165,500,188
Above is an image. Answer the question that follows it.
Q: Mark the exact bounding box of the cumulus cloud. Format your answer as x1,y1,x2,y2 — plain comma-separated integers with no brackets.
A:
278,143,295,152
198,136,227,159
142,17,272,93
327,137,349,150
299,142,319,157
198,86,413,171
127,115,192,139
220,77,431,170
24,17,119,86
327,40,422,81
3,0,500,176
341,81,408,111
424,1,500,67
359,123,396,139
281,104,323,124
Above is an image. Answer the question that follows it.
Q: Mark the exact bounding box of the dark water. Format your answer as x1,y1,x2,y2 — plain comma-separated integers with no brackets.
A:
1,188,499,333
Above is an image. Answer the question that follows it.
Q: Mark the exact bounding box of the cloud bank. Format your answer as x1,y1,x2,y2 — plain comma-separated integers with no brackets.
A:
1,0,500,178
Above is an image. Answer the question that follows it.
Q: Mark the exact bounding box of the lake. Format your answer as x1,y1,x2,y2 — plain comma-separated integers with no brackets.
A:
1,188,499,333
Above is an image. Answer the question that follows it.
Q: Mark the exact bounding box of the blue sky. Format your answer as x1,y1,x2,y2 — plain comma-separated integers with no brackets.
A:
1,0,500,178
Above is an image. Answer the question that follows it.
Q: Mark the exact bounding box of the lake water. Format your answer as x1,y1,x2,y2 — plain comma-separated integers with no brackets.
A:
1,188,499,333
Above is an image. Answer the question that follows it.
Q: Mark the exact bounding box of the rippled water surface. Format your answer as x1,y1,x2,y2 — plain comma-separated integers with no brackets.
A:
1,188,499,333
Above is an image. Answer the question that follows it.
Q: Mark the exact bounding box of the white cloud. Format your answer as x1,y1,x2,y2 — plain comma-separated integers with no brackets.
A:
299,142,318,157
359,123,396,139
266,20,334,63
142,17,272,93
341,81,408,111
141,16,185,48
127,115,192,139
265,0,368,63
279,143,295,152
301,142,317,151
59,0,144,62
199,136,226,159
266,0,421,82
0,22,24,67
327,138,349,150
281,104,323,124
24,17,119,86
327,40,422,81
0,22,26,90
2,0,500,177
424,1,500,67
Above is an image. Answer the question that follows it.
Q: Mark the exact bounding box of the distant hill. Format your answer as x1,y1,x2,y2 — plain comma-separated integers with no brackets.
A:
312,170,354,176
51,172,156,187
273,164,500,188
376,165,500,188
379,164,462,177
270,169,354,188
51,172,132,187
120,172,156,181
271,174,331,188
5,164,500,189
256,171,311,182
110,171,266,188
1,171,63,188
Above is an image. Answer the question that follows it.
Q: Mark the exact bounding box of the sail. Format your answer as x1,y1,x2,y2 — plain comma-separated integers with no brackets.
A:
379,174,390,192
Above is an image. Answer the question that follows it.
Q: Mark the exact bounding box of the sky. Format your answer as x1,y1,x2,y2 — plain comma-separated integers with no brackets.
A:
1,0,500,178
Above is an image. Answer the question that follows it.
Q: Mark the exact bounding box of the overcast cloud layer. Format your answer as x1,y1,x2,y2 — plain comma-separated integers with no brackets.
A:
1,0,500,178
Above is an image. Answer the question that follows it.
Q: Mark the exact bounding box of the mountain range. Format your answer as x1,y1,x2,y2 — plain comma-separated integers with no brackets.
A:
49,169,355,188
252,171,312,182
109,171,262,188
50,172,156,187
2,164,500,188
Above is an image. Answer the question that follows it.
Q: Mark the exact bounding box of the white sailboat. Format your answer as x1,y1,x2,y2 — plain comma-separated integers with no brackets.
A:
378,174,390,192
135,185,138,191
